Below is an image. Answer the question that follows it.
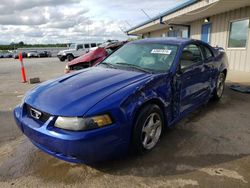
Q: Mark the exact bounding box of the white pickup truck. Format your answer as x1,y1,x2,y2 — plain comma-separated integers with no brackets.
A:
57,43,100,62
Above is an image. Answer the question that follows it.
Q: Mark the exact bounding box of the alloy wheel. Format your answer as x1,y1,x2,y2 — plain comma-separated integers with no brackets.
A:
141,113,162,150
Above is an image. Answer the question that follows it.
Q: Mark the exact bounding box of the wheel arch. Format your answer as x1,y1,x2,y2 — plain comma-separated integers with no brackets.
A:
66,53,74,58
132,98,167,128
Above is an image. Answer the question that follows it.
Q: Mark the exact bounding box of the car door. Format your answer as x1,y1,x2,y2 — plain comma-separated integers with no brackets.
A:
76,44,84,56
200,44,216,87
175,43,211,115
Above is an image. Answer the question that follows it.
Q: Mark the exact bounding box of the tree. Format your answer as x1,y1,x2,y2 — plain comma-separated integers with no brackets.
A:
18,41,24,46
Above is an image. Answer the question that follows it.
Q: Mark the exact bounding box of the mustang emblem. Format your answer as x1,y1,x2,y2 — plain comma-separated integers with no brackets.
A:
30,108,42,120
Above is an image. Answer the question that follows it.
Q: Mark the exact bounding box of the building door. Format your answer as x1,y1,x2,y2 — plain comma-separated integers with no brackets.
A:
168,30,178,37
201,23,211,43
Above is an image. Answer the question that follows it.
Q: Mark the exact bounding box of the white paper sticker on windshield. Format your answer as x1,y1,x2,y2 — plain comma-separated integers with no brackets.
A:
151,49,171,55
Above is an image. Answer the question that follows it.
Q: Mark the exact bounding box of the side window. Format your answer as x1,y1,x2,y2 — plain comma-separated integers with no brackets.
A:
180,44,203,69
91,43,97,47
77,44,83,50
202,46,213,60
84,44,90,49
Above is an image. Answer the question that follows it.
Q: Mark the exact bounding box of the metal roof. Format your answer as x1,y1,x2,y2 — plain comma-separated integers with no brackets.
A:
126,0,198,33
130,37,194,45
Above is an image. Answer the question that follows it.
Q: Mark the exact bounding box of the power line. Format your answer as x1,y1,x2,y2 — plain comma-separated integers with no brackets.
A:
141,9,151,19
125,21,132,27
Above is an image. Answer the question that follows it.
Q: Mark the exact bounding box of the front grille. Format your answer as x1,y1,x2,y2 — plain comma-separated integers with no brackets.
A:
26,104,51,123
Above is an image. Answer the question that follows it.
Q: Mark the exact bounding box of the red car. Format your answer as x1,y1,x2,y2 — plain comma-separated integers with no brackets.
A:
65,41,127,73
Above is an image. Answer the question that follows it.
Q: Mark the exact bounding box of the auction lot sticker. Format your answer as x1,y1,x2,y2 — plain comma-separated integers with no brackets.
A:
151,49,172,55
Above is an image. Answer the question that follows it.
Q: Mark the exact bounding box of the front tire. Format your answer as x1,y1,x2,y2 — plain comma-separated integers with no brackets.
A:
132,105,164,154
59,57,65,62
67,54,74,62
212,72,226,100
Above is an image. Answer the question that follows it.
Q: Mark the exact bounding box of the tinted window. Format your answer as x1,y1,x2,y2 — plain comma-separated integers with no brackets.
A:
91,43,97,47
84,44,90,48
202,46,213,60
101,43,178,72
180,44,202,69
228,19,249,48
77,44,83,49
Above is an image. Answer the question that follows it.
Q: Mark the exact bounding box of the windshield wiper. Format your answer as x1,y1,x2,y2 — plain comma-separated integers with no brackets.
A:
100,62,116,69
115,62,151,73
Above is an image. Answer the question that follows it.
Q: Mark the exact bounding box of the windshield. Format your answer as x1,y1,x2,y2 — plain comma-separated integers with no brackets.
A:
69,44,77,49
100,43,178,73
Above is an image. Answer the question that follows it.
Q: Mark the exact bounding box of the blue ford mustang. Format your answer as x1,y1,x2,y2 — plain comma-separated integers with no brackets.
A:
13,38,228,164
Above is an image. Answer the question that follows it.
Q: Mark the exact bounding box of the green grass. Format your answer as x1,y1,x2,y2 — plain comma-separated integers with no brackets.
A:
0,44,68,51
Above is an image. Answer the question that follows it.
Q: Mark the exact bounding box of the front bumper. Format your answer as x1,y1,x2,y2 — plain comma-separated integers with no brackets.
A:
13,105,127,164
57,55,66,60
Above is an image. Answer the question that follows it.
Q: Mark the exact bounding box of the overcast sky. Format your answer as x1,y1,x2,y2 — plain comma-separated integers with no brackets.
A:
0,0,187,44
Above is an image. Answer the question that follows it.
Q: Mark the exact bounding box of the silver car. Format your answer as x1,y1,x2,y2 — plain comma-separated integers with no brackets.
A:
27,51,39,58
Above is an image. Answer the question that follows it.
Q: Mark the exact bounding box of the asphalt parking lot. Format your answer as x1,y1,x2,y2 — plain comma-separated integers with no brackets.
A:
0,58,250,188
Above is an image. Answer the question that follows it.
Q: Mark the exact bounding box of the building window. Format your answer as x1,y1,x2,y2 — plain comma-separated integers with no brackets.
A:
228,19,249,48
182,29,189,38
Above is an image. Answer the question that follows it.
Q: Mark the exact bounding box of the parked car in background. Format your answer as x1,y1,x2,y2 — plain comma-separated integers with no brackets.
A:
99,40,120,47
27,51,39,58
3,52,13,58
38,51,52,58
65,41,127,73
14,38,228,164
57,43,100,62
13,52,27,59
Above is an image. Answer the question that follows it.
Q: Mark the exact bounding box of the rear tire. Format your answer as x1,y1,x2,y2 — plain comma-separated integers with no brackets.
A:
132,105,164,154
212,72,226,101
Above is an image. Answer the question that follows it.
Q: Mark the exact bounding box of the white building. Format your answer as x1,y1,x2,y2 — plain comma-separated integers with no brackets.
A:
127,0,250,73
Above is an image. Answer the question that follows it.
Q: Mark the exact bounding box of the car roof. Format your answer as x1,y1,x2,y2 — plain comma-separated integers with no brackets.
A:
130,37,197,46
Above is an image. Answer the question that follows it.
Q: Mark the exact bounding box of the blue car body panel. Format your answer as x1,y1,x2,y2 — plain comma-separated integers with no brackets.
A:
13,38,228,163
25,67,152,116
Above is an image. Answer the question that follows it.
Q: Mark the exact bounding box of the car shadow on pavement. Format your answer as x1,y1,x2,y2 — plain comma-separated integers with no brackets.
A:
93,95,249,177
0,111,22,144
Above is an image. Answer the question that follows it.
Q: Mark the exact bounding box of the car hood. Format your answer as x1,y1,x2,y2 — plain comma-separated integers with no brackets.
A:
25,67,152,116
59,49,74,54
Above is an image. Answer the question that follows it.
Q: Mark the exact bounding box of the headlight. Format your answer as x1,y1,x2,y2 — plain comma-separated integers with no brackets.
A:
20,95,26,106
54,114,113,131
